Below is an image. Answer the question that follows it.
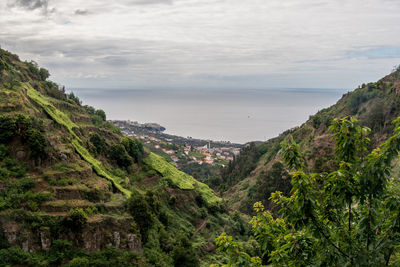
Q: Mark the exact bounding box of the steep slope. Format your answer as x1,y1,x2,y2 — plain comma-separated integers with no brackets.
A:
221,66,400,213
0,48,241,266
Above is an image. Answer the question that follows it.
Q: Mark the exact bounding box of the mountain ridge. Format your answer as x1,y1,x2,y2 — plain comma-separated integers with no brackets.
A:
219,65,400,213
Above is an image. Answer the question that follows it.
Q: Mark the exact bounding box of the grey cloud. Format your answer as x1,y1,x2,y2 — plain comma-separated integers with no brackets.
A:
9,0,48,10
127,0,173,5
74,9,89,15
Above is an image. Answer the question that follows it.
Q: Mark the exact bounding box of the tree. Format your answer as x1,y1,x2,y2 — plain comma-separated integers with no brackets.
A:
26,128,47,159
109,144,132,168
95,109,106,121
39,67,50,81
171,236,200,267
89,133,107,155
126,190,153,240
216,117,400,266
0,116,16,143
121,136,144,163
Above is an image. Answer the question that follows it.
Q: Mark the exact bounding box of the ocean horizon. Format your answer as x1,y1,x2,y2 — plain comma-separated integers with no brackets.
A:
72,87,349,144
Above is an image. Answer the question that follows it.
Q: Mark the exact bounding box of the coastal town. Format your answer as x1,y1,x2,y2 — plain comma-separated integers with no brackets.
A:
111,120,242,167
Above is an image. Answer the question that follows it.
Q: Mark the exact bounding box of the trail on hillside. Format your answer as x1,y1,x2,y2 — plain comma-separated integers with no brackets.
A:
191,218,208,240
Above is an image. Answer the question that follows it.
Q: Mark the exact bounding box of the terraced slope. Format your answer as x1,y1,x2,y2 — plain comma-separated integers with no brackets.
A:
0,48,237,266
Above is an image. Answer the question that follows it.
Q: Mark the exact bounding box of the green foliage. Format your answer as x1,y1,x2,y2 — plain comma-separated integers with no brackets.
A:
0,171,50,211
127,190,154,239
0,246,43,266
217,116,400,266
110,143,132,168
144,152,221,204
0,115,16,143
105,121,122,134
67,92,81,105
26,128,47,159
220,142,261,191
0,156,28,180
27,84,81,140
172,236,200,267
63,208,88,231
39,67,50,81
216,233,262,266
95,109,106,121
66,257,90,267
71,139,131,197
89,132,107,156
48,239,77,265
121,136,144,163
26,85,130,196
247,162,291,213
346,85,382,114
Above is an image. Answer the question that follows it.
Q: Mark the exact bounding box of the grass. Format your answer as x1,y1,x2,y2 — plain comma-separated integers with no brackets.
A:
25,83,81,140
26,84,131,198
144,152,221,204
71,139,131,198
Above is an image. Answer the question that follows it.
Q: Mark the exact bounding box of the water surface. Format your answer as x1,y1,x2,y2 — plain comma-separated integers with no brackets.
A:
73,88,348,144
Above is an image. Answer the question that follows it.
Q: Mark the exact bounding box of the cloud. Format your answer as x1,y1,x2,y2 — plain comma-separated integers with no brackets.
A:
127,0,173,5
347,46,400,59
9,0,47,10
0,0,399,89
74,9,89,15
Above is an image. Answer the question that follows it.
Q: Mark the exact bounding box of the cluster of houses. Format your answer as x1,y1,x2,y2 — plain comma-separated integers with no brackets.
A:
111,120,241,166
153,139,239,166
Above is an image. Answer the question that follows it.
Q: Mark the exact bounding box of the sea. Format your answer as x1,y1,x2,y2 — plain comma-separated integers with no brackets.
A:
73,88,349,144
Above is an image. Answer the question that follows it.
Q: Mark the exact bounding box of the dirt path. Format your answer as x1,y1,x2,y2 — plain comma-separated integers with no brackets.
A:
191,218,208,240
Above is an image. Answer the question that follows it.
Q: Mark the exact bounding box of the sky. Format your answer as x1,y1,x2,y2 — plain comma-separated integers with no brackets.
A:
0,0,400,90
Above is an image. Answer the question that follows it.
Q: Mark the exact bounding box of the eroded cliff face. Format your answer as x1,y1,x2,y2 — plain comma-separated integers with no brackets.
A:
1,215,142,253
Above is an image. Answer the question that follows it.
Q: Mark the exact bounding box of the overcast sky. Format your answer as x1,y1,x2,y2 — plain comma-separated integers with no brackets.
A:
1,0,400,90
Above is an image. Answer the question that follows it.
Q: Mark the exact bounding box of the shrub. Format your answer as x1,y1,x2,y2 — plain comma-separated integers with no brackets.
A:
127,190,153,239
121,137,144,163
172,236,200,267
39,67,49,81
89,133,107,156
0,246,35,265
109,144,132,168
66,257,90,267
63,208,88,231
26,128,47,159
95,109,106,121
0,116,16,143
68,92,81,105
49,239,77,265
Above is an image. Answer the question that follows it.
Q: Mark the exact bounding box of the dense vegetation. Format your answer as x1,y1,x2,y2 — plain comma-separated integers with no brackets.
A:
0,48,238,266
217,117,400,266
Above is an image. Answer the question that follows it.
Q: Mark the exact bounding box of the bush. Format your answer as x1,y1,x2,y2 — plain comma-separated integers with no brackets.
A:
89,133,107,156
0,116,16,143
0,246,36,265
109,144,132,168
95,109,106,121
121,136,144,163
127,190,153,239
26,128,47,159
66,257,90,267
63,208,88,231
172,236,200,267
49,239,77,265
39,67,49,81
68,92,81,105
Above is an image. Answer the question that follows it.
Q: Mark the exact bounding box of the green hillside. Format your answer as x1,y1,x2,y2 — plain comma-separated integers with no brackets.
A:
0,48,247,266
219,65,400,214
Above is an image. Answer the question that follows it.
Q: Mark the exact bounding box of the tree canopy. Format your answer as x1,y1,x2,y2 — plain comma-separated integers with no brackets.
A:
216,116,400,266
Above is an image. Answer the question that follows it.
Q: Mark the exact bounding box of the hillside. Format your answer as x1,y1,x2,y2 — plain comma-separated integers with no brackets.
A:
0,48,249,266
220,66,400,214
